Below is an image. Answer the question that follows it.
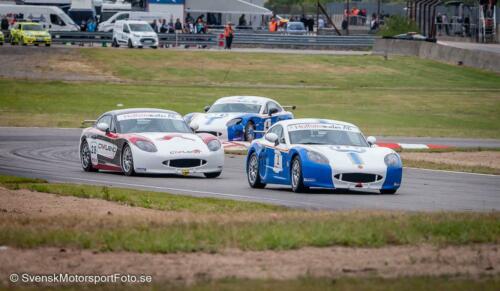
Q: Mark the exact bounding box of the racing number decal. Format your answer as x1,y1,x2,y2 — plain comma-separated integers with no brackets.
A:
264,119,272,131
90,140,98,165
273,150,283,173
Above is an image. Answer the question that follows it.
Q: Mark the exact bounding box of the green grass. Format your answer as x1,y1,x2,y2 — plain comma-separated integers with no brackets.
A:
1,175,499,253
0,49,499,137
403,159,499,175
3,276,500,291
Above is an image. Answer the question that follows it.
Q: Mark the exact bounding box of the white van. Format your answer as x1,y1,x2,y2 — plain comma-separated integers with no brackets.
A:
0,4,79,31
112,20,158,49
98,11,171,32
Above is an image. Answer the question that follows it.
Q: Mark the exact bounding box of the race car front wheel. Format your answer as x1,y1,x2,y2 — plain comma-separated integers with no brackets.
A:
204,171,222,178
127,39,133,49
291,156,307,193
380,189,397,194
244,122,255,142
121,144,136,176
80,140,97,172
247,152,266,188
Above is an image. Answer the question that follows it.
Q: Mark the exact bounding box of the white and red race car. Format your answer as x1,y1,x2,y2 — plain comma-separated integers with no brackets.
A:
79,108,224,178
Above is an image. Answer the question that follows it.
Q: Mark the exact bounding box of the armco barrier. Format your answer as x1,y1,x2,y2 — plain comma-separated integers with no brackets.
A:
373,38,500,73
50,31,375,49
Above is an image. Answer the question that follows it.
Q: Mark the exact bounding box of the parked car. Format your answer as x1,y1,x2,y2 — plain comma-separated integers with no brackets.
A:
112,20,158,49
98,11,172,32
286,21,307,35
0,4,79,31
10,22,51,46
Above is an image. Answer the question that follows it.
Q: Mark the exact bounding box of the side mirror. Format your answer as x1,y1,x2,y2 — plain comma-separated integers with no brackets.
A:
97,122,110,132
190,122,199,131
269,108,279,116
366,136,377,146
203,105,210,112
265,132,279,144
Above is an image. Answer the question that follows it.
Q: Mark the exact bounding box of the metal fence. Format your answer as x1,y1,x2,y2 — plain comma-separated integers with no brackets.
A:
49,31,375,48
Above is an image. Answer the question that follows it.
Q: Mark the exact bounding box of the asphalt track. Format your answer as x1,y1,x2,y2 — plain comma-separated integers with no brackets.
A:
0,127,499,211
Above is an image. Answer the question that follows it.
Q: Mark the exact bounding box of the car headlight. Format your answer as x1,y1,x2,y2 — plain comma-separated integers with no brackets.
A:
306,150,329,164
207,139,221,151
133,34,141,38
133,140,157,152
226,118,242,127
384,153,401,167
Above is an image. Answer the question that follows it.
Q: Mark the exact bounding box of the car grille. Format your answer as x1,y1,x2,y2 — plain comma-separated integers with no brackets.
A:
334,173,383,183
140,38,156,43
198,131,222,137
164,159,207,168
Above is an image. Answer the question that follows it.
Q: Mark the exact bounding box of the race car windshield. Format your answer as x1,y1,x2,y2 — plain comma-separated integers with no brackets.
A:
208,103,261,113
118,118,191,134
23,24,44,31
289,130,369,147
129,24,154,32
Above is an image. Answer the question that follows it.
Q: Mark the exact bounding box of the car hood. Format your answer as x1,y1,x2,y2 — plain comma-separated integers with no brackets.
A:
299,144,396,172
131,32,157,38
25,31,50,37
132,132,210,154
191,113,246,130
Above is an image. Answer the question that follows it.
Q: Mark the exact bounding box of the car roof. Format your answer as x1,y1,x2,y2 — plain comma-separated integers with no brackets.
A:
277,118,359,129
115,20,150,25
214,96,277,106
101,108,180,117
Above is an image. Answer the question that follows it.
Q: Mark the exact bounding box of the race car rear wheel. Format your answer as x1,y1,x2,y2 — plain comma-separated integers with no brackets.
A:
291,156,307,193
112,38,118,47
204,171,222,178
380,189,397,194
244,121,255,142
247,152,266,188
80,140,97,172
121,144,136,176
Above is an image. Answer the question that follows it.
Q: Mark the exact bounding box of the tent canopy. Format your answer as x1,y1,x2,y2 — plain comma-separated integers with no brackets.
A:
185,0,272,15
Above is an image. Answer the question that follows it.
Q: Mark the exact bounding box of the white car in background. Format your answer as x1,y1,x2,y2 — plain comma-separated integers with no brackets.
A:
184,96,295,142
112,20,158,49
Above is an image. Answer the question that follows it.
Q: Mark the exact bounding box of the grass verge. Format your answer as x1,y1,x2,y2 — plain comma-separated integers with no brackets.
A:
0,175,284,213
1,50,499,137
1,175,499,253
2,276,500,291
403,159,499,175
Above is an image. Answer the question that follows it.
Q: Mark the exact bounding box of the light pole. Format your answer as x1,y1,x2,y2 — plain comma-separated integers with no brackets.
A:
346,0,350,35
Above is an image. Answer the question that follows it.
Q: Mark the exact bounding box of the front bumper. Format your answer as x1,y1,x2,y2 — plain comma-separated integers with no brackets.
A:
132,37,158,47
131,147,224,175
23,36,51,45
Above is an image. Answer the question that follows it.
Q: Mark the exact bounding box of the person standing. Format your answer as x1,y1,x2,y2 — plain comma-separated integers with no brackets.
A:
224,22,234,50
174,18,182,34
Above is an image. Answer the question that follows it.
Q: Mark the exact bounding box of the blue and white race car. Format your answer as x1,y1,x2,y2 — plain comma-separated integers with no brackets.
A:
184,96,295,142
246,119,403,194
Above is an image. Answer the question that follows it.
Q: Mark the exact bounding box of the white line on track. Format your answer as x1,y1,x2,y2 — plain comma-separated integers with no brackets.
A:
404,167,499,177
0,165,326,209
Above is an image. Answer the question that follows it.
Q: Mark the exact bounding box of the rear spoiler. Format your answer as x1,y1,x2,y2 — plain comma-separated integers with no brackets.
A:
81,120,96,126
282,105,296,110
